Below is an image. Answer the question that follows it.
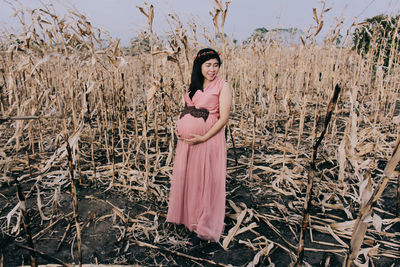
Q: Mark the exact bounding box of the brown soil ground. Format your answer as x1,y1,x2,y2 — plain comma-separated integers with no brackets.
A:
1,144,399,267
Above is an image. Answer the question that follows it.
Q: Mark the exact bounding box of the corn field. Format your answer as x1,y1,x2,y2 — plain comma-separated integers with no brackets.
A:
0,1,400,266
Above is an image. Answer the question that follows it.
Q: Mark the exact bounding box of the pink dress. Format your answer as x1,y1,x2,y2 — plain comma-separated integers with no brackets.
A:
167,77,227,242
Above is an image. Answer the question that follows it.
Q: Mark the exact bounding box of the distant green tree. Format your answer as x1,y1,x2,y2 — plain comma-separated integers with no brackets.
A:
215,33,228,41
255,27,268,34
353,14,400,68
336,34,343,46
243,27,303,45
242,28,267,44
130,32,151,54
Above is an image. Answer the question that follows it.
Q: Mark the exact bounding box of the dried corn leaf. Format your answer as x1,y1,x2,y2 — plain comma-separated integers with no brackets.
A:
383,133,400,177
6,203,20,229
236,222,258,236
246,242,274,267
222,209,247,249
312,8,319,24
147,83,158,102
372,213,382,232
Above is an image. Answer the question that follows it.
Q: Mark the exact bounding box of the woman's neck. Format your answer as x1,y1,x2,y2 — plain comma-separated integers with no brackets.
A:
203,77,215,88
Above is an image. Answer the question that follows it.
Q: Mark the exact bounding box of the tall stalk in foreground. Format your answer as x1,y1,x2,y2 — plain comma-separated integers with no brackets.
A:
66,139,82,267
15,155,37,267
296,84,341,266
395,135,400,218
397,173,400,218
344,132,400,266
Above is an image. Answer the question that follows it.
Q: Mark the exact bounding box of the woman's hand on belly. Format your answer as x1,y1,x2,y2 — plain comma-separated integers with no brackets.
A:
184,134,207,145
176,133,184,141
175,128,184,141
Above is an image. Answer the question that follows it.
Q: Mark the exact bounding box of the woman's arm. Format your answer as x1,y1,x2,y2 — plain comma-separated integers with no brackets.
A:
184,82,232,145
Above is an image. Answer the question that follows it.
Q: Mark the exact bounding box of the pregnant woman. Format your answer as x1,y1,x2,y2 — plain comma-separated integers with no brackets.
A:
167,48,232,244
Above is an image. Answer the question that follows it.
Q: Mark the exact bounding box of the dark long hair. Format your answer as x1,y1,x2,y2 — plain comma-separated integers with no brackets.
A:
188,48,222,99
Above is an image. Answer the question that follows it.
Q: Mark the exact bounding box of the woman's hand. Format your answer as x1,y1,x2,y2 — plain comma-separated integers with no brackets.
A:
184,134,206,145
175,129,184,141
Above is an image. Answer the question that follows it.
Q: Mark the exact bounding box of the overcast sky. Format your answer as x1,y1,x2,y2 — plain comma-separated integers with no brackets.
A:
1,0,400,45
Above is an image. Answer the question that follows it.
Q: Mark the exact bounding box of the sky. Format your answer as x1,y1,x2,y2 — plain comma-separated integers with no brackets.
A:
1,0,400,46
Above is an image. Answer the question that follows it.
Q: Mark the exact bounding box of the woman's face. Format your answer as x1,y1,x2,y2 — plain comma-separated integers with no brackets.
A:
201,58,220,82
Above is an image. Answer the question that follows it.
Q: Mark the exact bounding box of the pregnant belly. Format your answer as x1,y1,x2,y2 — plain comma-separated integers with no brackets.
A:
176,114,207,139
